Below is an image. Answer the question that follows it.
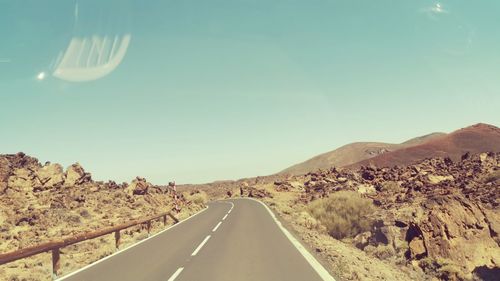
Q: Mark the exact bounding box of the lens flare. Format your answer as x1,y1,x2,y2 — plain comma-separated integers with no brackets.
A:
36,72,46,81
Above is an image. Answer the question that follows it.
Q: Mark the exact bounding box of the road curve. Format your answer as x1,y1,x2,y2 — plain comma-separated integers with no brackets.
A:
59,198,335,281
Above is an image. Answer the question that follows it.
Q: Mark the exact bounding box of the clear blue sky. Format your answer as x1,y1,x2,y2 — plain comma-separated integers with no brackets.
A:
1,1,499,184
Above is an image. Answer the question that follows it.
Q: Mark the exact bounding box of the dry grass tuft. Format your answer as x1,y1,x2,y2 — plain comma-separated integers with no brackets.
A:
307,191,374,239
378,181,401,192
371,245,396,260
185,191,208,205
483,170,500,183
419,257,469,281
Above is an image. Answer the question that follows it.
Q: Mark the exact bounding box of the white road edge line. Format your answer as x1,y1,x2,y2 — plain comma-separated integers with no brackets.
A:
212,221,222,232
231,198,336,281
56,206,210,281
191,235,211,256
222,214,228,220
167,267,184,281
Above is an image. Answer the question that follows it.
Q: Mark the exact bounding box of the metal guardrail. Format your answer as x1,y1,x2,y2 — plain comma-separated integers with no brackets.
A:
0,211,179,279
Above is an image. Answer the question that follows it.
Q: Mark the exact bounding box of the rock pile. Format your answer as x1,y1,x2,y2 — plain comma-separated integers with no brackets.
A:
126,176,152,195
273,152,500,280
1,153,95,193
65,163,92,186
0,153,197,257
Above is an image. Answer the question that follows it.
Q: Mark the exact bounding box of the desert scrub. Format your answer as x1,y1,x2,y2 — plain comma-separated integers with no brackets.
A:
369,244,396,260
307,191,374,239
185,191,208,205
273,201,294,215
377,181,401,192
483,170,500,183
419,257,469,281
295,211,323,230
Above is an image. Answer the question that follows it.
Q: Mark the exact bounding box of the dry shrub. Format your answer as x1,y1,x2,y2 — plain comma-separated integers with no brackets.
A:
483,170,500,183
307,191,374,239
371,245,396,260
186,191,208,205
79,209,91,219
274,201,294,215
419,257,468,281
378,181,401,192
295,211,324,231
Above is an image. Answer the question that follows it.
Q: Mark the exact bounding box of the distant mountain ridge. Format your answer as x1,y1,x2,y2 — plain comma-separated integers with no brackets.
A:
350,123,500,169
280,123,499,175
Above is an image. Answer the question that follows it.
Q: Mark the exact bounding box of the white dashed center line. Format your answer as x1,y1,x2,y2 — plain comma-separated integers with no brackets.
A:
167,267,184,281
222,214,228,220
212,221,222,232
191,235,211,256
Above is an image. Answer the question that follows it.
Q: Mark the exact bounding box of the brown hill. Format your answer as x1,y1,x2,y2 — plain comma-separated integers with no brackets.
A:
350,123,500,168
280,132,445,175
400,132,447,146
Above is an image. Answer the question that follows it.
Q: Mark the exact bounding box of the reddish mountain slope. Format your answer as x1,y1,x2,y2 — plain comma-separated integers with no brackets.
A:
280,133,445,175
350,123,500,168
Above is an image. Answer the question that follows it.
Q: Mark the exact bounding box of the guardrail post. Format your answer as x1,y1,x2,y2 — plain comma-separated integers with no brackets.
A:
147,221,152,236
51,248,60,280
168,212,179,224
114,230,121,250
163,214,167,226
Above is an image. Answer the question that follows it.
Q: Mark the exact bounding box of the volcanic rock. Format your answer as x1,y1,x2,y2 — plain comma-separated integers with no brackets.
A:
408,237,426,259
270,151,500,279
415,194,499,272
7,167,38,192
126,177,151,195
35,163,65,189
65,163,92,186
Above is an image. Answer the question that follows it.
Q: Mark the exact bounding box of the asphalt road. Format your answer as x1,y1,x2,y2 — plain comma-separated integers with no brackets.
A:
60,198,335,281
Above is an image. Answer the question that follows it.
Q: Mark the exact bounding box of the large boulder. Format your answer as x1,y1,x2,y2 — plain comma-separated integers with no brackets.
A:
35,163,65,189
410,195,499,274
361,169,375,181
353,231,372,250
0,157,10,192
3,152,40,170
64,163,92,186
125,176,151,195
427,174,454,185
408,237,426,259
104,180,120,189
357,184,376,195
1,152,41,192
7,168,38,192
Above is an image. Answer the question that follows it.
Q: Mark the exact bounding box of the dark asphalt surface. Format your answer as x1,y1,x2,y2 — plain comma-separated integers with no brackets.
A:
60,198,329,281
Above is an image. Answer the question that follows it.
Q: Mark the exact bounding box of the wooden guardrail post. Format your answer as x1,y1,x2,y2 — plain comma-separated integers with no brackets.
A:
146,220,152,236
114,230,121,250
51,248,60,280
168,212,179,224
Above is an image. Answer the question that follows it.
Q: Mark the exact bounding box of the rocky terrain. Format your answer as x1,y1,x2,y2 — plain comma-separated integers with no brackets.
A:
2,124,498,281
190,152,500,281
0,153,205,281
294,152,499,280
